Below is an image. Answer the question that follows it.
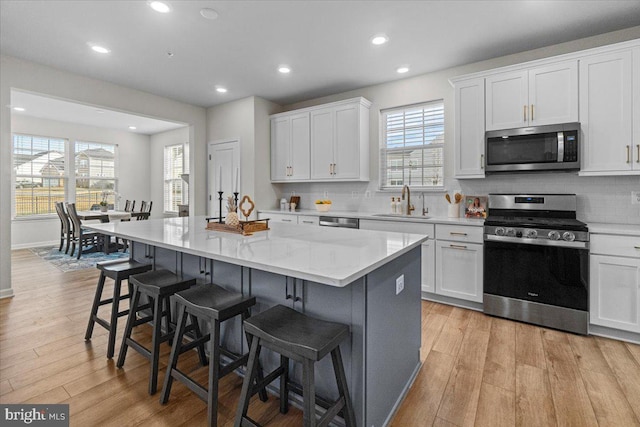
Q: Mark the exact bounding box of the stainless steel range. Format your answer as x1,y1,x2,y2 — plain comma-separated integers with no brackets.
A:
483,194,589,334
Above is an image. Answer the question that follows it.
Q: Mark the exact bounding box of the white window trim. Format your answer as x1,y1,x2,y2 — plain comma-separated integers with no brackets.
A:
379,100,445,192
73,140,119,209
164,143,184,213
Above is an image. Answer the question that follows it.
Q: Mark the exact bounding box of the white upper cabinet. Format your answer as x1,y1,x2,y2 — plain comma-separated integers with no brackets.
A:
454,78,485,178
270,112,310,181
485,60,578,131
580,48,639,175
271,97,370,182
310,98,370,180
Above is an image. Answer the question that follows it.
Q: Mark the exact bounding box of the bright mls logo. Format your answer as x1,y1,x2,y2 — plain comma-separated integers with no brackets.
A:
1,404,69,426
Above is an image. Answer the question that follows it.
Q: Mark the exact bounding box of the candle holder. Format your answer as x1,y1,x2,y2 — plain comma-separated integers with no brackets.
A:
217,191,224,223
233,192,239,209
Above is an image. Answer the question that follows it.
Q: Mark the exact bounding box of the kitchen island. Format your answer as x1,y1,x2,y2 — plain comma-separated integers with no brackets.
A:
85,216,427,426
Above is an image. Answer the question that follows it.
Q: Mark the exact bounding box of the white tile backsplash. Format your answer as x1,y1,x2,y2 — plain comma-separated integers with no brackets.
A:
272,173,640,225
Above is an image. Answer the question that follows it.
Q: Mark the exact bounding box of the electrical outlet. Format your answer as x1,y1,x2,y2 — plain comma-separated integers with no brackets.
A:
395,275,404,295
323,190,329,199
632,191,640,205
364,191,371,198
351,191,359,198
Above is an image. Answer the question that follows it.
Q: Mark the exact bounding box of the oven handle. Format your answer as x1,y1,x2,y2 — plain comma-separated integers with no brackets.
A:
484,234,589,249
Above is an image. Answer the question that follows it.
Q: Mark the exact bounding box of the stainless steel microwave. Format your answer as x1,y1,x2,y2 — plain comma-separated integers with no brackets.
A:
485,123,580,173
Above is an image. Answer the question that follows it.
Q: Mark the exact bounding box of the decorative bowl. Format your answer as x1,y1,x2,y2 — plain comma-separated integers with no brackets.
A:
315,204,331,212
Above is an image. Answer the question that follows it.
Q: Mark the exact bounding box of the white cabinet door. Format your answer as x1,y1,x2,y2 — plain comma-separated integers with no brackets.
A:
590,254,640,333
528,61,578,126
310,108,335,179
485,70,528,131
333,104,360,179
297,216,319,226
289,113,310,180
454,78,485,178
435,240,483,302
580,50,635,174
634,47,640,168
421,240,435,293
271,117,290,181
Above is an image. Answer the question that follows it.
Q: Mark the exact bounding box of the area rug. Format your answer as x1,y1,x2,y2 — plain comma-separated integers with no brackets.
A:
29,245,129,272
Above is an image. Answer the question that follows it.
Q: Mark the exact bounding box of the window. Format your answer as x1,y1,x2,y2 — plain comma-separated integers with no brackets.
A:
380,100,444,190
164,144,184,213
74,141,117,210
13,134,67,217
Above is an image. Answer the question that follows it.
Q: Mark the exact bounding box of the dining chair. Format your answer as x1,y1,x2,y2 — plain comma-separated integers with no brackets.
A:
66,202,103,259
140,201,148,213
55,202,72,254
124,200,135,212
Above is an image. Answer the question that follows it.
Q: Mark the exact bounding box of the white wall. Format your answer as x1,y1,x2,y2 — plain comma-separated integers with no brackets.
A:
0,54,207,298
206,96,281,215
150,126,190,218
270,27,640,223
10,115,151,248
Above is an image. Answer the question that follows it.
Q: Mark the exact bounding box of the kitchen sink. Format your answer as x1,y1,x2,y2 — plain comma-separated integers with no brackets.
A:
372,213,431,220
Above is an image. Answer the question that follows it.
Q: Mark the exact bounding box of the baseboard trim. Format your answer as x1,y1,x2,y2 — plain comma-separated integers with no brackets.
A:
421,292,483,312
11,240,59,250
589,324,640,345
0,288,15,299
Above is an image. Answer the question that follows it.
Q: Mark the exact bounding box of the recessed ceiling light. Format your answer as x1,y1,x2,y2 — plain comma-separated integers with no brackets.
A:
200,8,218,20
12,107,25,112
129,126,137,130
278,65,291,74
396,66,410,74
149,1,171,13
371,34,389,45
215,87,227,93
91,45,111,54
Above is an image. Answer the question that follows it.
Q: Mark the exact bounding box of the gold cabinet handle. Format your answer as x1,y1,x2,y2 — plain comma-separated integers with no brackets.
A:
627,145,631,163
450,232,468,236
530,104,534,121
637,144,639,163
450,244,467,250
481,154,484,169
523,105,527,122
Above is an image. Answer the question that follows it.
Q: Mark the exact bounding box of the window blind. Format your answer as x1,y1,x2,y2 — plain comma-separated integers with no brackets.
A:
380,100,444,190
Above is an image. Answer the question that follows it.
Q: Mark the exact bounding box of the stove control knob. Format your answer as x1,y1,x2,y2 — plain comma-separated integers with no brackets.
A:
506,228,516,237
563,231,576,242
516,231,523,238
548,231,561,240
495,227,505,236
524,229,538,239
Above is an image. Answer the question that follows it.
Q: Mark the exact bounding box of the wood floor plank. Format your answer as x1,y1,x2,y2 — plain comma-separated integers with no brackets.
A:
581,367,640,426
515,322,546,369
596,337,640,422
626,341,640,366
467,309,492,332
483,317,516,392
24,386,70,405
0,379,13,396
456,327,490,372
432,323,465,357
515,363,557,427
390,350,455,427
436,361,483,427
568,334,614,375
474,381,515,427
421,312,448,360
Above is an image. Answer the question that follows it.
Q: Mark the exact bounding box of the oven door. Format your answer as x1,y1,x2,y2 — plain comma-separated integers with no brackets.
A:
483,237,588,311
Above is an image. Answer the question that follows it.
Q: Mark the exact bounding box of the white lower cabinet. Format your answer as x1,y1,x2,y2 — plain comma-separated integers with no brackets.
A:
257,212,319,226
435,232,483,303
421,239,435,293
590,233,640,333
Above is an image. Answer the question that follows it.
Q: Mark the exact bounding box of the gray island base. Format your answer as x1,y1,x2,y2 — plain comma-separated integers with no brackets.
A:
85,218,425,426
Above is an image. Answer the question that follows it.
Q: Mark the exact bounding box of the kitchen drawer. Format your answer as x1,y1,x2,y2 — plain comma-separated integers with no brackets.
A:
298,216,319,226
435,224,483,243
260,212,297,224
591,234,640,258
359,219,434,236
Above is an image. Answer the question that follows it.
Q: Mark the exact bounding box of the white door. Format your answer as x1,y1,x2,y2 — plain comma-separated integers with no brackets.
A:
208,140,240,218
590,254,640,333
485,70,528,131
528,61,578,126
580,50,633,173
310,108,335,179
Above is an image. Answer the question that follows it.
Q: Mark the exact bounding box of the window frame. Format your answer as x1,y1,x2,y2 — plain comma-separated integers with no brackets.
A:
379,100,445,192
73,140,119,211
163,143,184,214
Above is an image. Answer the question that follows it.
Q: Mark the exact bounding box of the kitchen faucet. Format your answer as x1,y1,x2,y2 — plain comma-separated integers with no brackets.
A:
421,193,429,216
401,185,415,215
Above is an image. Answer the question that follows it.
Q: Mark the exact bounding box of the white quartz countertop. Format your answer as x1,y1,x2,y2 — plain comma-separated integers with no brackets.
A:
84,216,428,287
260,209,485,226
588,223,640,236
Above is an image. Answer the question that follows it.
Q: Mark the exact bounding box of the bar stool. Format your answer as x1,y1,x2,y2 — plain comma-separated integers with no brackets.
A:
116,269,196,394
159,283,268,427
84,259,152,359
235,304,356,427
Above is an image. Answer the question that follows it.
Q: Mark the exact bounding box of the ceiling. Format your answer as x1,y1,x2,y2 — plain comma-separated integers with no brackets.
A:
2,1,640,110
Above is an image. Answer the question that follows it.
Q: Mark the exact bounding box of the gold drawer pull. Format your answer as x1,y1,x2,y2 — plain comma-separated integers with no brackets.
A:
450,244,467,250
530,104,534,121
450,232,468,236
481,154,484,169
637,144,639,163
627,145,630,163
523,105,527,122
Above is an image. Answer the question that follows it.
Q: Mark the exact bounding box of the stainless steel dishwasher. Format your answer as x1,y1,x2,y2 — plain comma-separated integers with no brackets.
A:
318,216,359,229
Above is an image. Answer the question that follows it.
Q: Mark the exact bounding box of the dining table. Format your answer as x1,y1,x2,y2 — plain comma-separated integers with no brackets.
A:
75,210,140,253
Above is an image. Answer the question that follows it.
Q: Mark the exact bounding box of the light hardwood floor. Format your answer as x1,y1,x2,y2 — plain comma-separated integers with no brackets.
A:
2,249,640,426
